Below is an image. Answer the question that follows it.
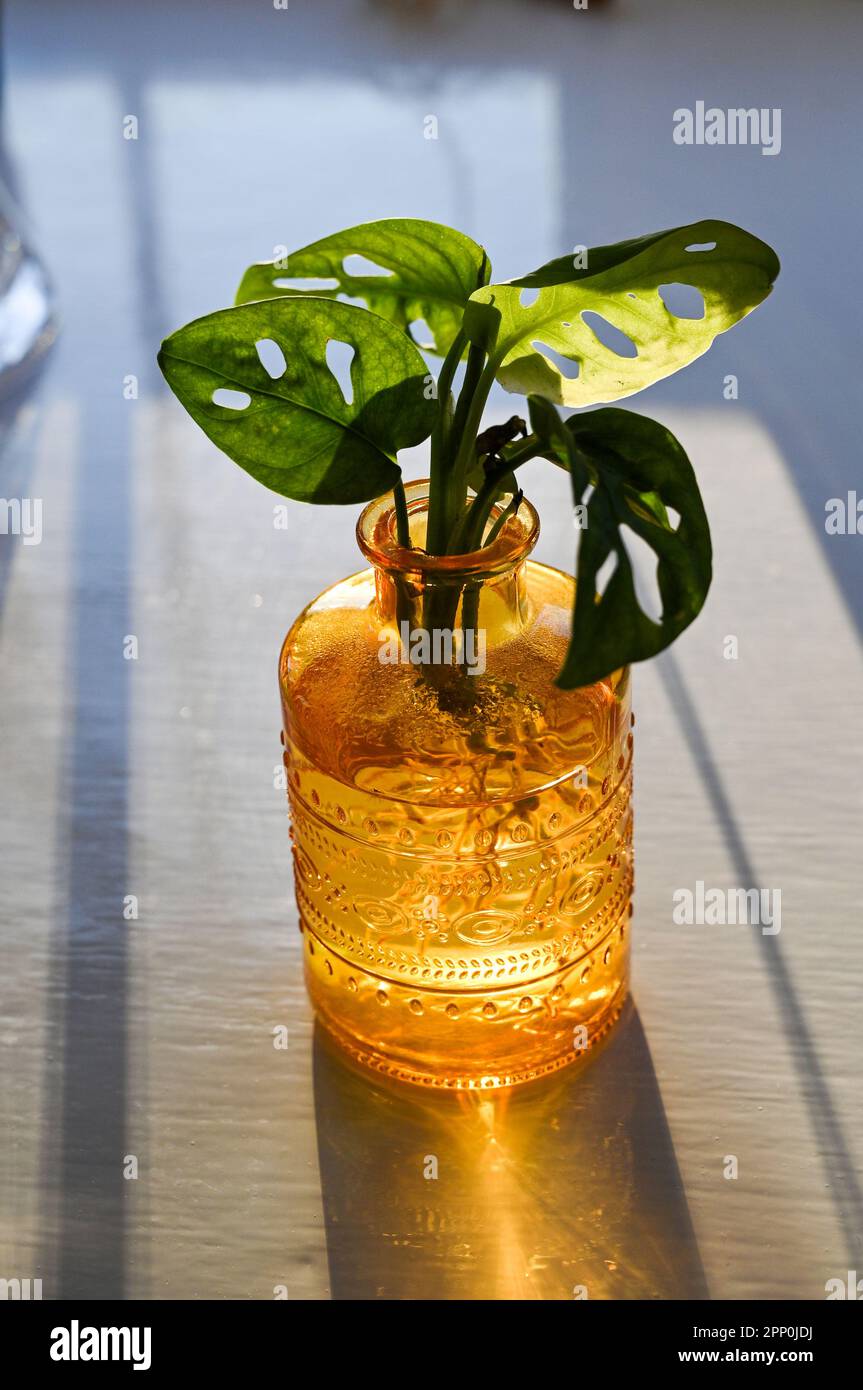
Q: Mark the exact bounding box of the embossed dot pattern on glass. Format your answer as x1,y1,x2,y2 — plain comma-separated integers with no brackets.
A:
279,483,633,1088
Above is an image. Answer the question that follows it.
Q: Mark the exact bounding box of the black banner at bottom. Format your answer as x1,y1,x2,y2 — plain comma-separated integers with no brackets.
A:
6,1297,859,1374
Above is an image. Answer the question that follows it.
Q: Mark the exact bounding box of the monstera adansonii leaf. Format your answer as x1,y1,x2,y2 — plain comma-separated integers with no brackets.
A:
157,297,437,504
464,220,779,406
234,218,489,357
528,397,712,689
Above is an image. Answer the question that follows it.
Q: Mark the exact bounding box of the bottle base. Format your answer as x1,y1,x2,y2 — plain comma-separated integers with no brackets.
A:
305,934,630,1092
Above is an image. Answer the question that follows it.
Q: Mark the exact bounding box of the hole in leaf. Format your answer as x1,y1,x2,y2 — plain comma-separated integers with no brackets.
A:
326,339,356,405
256,338,287,379
621,524,664,624
336,292,366,308
410,317,434,345
580,311,638,358
342,253,392,278
684,241,717,252
667,506,681,530
595,550,618,599
658,283,706,320
272,276,338,291
519,287,540,308
532,341,580,380
212,389,251,410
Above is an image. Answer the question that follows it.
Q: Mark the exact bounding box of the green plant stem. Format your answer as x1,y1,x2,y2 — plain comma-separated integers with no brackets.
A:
423,337,490,634
391,479,415,633
445,358,499,551
426,330,468,556
445,342,486,529
461,582,480,648
426,457,536,649
450,435,543,553
461,487,518,659
393,477,411,546
484,488,523,546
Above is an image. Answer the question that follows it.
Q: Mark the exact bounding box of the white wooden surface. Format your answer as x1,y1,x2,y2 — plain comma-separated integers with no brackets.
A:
1,0,861,1300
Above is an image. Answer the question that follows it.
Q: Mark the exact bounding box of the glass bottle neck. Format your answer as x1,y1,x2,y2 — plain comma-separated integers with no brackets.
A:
357,480,540,674
373,560,531,646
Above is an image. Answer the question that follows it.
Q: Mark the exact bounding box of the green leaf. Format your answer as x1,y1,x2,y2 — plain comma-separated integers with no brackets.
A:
157,296,436,504
529,400,712,688
235,218,490,357
465,219,779,407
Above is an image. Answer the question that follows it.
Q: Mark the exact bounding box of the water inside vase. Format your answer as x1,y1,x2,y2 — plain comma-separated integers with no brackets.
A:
280,557,633,1088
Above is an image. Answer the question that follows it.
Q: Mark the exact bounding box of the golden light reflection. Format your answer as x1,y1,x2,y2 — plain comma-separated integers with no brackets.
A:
312,1000,708,1300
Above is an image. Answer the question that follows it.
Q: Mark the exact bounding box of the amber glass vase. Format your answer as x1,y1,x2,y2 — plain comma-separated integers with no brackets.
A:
279,481,633,1089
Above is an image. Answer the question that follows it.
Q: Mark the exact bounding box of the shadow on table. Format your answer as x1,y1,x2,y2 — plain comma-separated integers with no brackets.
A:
313,999,708,1300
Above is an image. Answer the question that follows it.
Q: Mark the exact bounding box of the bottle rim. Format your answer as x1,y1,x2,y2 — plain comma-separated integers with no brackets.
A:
357,478,540,579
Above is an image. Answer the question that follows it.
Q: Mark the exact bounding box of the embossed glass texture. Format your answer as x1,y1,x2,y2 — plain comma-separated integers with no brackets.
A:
279,482,633,1088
